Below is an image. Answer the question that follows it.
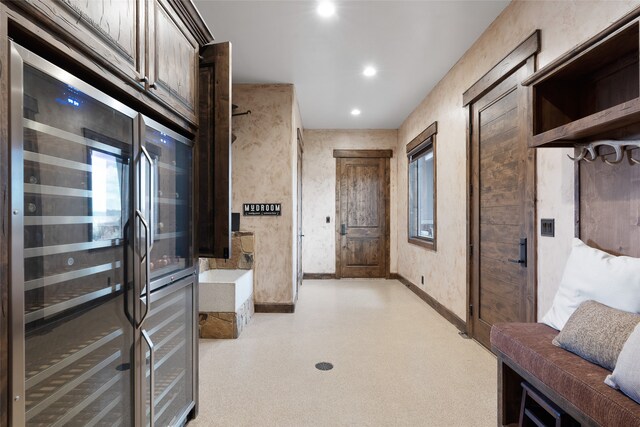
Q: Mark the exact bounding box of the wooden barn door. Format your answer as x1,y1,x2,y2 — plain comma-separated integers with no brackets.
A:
465,32,539,349
334,150,391,279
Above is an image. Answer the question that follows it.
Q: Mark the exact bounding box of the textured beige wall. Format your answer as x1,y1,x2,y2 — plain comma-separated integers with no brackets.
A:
396,0,640,320
232,84,296,304
302,130,398,274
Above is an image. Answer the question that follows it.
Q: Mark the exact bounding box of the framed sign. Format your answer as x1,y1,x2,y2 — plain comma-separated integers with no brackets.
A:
243,203,281,216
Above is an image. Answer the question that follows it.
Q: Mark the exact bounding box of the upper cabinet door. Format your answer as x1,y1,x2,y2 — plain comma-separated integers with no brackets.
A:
19,0,146,86
12,0,211,131
147,0,199,124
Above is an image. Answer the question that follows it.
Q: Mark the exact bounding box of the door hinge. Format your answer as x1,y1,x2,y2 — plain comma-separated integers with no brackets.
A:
469,184,473,197
469,304,474,317
469,243,473,256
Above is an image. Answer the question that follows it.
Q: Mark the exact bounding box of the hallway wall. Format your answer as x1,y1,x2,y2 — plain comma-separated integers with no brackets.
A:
232,84,299,304
395,0,640,321
302,130,398,275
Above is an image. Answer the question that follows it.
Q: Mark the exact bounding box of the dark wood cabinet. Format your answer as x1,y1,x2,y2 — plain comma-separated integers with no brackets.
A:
4,0,209,130
148,0,200,123
196,42,232,259
13,0,147,86
524,7,640,147
0,1,215,425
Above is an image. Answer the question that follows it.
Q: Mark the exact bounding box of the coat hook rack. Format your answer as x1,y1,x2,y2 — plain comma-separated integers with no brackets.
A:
232,103,251,117
567,139,640,165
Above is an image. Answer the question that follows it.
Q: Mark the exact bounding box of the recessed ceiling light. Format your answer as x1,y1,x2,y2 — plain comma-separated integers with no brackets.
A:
351,109,361,116
363,66,377,77
317,2,335,18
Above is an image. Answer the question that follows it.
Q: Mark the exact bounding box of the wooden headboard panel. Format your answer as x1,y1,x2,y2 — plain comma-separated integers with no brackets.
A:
576,145,640,257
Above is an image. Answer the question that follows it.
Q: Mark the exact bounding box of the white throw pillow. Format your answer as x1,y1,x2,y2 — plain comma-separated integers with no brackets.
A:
541,238,640,330
605,323,640,404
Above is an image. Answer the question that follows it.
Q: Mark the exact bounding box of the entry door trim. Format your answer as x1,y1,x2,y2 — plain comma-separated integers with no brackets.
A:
333,149,392,158
463,31,540,107
296,129,304,295
334,150,392,279
465,31,539,342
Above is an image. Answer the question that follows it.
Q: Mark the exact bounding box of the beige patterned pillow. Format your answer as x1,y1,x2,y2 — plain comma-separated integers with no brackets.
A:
605,323,640,404
552,300,640,371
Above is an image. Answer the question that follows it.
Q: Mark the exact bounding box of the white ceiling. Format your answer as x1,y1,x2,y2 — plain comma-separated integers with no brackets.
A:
194,1,509,129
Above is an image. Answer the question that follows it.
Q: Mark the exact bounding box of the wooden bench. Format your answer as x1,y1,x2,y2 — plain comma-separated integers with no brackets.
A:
491,323,640,427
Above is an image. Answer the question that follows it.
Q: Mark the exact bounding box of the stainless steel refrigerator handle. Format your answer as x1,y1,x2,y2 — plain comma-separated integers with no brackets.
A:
150,157,156,247
140,145,155,250
123,220,134,325
136,210,150,328
142,329,155,427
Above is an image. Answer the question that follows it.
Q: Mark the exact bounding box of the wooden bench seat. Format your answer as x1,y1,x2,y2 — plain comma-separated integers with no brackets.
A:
491,322,640,427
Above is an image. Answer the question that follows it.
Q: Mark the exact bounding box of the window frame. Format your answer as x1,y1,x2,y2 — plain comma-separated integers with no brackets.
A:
406,121,437,251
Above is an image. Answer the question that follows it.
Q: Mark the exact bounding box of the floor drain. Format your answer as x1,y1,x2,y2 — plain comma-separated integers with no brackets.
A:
315,362,333,371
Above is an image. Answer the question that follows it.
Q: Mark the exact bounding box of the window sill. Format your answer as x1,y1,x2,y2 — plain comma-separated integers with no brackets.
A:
408,237,436,251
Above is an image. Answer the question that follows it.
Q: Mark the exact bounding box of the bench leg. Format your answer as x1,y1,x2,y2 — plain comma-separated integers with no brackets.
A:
519,385,528,427
498,357,523,426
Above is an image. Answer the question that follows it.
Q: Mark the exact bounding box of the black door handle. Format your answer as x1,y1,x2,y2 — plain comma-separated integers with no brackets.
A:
340,224,346,235
508,238,527,267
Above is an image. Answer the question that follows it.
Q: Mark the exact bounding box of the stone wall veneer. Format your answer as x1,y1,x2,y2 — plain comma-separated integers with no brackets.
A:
198,231,256,338
199,296,254,339
199,231,254,272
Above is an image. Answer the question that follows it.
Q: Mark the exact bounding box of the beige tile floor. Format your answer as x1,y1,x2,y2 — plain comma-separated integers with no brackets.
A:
190,279,497,427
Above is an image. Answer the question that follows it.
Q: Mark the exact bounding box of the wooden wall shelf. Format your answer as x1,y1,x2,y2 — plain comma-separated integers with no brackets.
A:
524,10,640,147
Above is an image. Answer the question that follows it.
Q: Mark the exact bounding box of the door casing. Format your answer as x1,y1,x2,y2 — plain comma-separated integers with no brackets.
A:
334,149,392,279
296,129,304,293
463,32,540,346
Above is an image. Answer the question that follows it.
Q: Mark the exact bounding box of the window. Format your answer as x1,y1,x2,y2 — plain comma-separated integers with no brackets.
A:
407,121,437,250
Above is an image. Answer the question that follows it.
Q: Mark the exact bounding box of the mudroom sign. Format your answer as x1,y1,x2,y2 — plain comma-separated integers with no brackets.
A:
243,203,282,216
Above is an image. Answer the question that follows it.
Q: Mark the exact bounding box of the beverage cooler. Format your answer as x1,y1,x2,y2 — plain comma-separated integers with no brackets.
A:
9,42,198,426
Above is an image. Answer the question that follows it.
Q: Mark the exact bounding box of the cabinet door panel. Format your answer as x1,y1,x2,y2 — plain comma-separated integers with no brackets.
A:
197,42,232,258
149,0,198,123
19,0,145,85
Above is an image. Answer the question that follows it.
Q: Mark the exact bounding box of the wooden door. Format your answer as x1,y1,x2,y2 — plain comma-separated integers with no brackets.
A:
296,130,304,291
335,150,391,278
467,34,538,349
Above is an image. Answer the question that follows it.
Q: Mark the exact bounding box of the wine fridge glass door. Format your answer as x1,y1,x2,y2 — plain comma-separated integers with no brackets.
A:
141,278,196,427
11,42,137,427
140,117,194,291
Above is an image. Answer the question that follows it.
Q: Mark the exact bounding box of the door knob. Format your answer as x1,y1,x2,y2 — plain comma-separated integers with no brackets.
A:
508,238,527,267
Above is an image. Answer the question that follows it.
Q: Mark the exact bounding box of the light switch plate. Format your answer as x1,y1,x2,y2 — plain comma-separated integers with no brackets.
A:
541,218,555,237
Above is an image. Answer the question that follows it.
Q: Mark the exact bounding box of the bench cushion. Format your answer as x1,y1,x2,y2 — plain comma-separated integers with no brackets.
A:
491,322,640,427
